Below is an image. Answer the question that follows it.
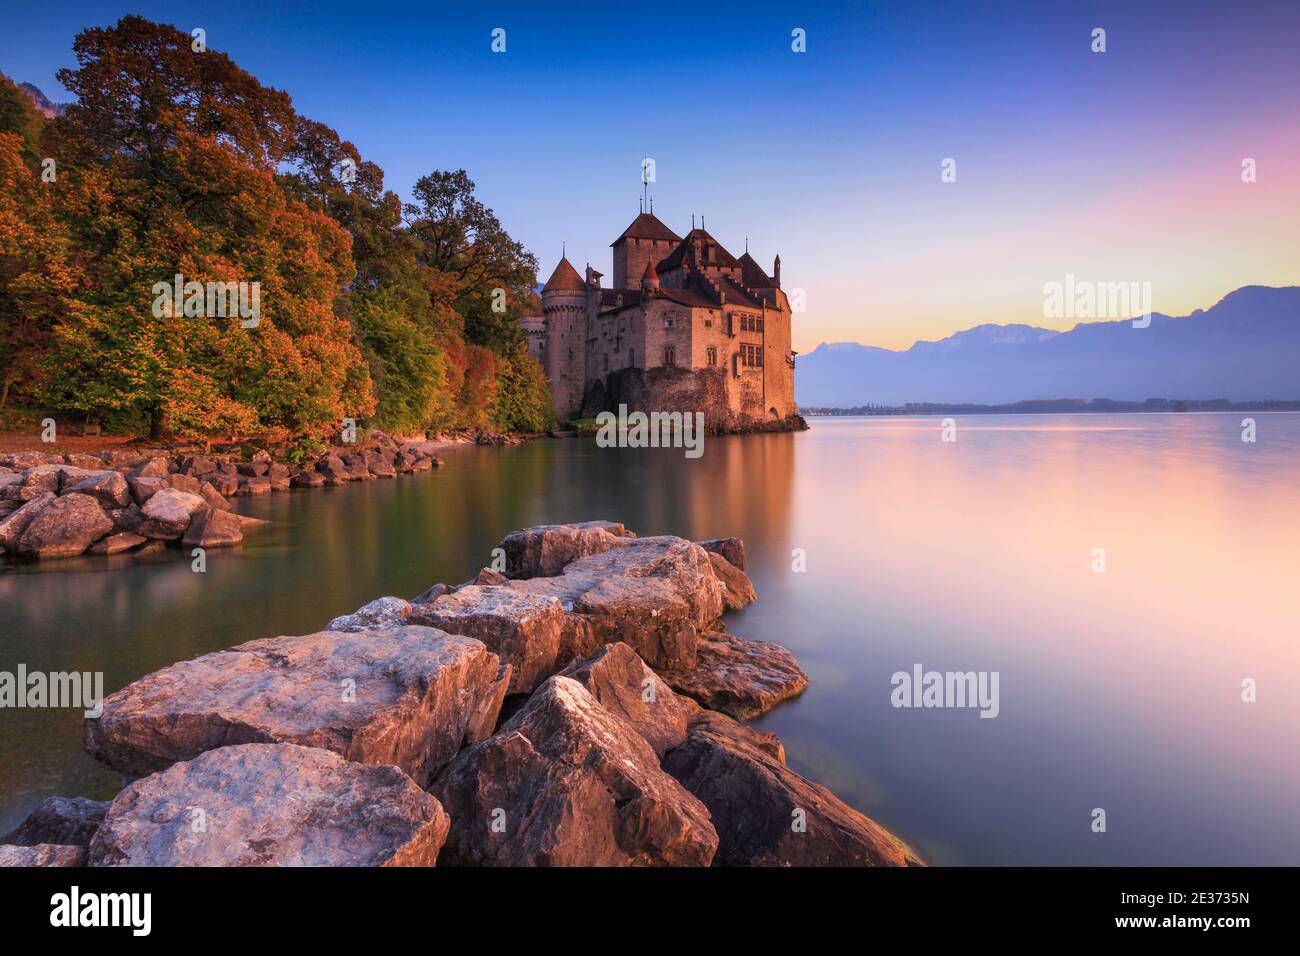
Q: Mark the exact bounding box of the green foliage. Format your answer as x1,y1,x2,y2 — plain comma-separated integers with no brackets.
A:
494,347,556,433
0,16,552,442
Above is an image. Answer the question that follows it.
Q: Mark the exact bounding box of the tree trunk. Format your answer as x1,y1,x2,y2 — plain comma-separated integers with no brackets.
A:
149,403,165,441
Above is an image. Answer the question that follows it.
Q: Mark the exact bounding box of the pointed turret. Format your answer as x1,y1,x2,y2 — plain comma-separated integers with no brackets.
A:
640,258,660,293
542,256,586,293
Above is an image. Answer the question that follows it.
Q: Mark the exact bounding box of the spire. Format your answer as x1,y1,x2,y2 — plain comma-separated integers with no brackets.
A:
640,258,660,292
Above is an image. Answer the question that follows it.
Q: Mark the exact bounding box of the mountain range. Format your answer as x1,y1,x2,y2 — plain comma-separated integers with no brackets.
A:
795,286,1300,407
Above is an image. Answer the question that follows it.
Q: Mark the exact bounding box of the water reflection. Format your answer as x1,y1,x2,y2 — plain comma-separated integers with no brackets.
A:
2,414,1297,865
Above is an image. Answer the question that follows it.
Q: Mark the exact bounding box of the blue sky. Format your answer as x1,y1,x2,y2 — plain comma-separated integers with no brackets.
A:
4,1,1297,350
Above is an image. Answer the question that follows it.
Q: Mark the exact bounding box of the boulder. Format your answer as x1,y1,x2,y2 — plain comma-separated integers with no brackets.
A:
237,475,271,495
181,455,217,477
129,457,170,479
409,586,565,694
182,507,244,549
127,474,168,505
663,712,920,867
88,744,449,867
85,626,509,787
88,532,148,555
167,473,202,495
557,642,694,757
0,843,86,867
658,631,808,720
697,536,746,571
316,454,348,483
706,550,757,611
17,466,60,499
432,676,718,866
65,453,107,470
108,504,143,533
506,535,724,669
411,582,450,605
16,493,113,558
0,796,109,847
0,492,55,551
500,520,631,578
326,596,411,631
65,470,131,509
682,706,786,764
206,474,240,496
198,482,230,511
137,488,205,539
291,469,325,488
236,460,269,477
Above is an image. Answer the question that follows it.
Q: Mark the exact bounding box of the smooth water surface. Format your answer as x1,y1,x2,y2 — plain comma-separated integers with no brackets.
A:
3,412,1298,864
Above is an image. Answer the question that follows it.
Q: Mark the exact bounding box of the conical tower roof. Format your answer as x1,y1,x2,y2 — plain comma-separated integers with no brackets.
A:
542,256,586,293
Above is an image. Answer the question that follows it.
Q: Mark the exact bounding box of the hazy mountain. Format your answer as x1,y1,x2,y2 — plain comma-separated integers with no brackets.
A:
796,286,1300,406
18,81,66,118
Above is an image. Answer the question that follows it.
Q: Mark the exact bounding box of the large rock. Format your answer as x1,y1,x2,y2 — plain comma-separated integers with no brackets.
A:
409,586,565,694
65,470,131,509
0,796,109,847
506,535,724,670
663,711,920,867
0,492,55,551
88,744,449,867
16,493,113,558
136,488,205,539
697,537,746,571
127,474,168,505
0,843,86,867
181,507,244,548
326,596,412,632
198,482,231,511
85,626,510,787
432,676,718,866
658,631,808,720
706,550,757,611
499,520,632,578
88,532,147,555
557,642,694,757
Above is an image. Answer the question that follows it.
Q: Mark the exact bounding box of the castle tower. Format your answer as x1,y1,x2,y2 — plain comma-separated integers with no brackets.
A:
610,212,681,289
541,256,589,420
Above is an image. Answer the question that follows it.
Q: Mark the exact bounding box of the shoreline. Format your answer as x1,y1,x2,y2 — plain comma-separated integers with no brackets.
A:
0,430,536,566
1,520,922,868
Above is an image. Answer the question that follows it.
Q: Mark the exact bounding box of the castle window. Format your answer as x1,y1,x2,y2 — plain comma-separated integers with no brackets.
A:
704,317,713,328
756,317,764,333
706,347,717,366
628,348,635,367
663,346,676,366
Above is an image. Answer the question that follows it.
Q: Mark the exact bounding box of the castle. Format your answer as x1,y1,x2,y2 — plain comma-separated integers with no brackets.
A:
532,209,799,431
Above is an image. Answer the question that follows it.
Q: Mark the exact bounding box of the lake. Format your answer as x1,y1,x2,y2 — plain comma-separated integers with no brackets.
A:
3,412,1298,864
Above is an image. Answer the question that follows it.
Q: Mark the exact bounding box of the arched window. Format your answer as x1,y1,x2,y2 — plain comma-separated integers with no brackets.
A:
663,346,676,366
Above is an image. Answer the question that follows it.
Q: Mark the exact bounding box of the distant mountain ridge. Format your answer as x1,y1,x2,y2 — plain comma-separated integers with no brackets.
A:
17,81,66,118
795,286,1300,406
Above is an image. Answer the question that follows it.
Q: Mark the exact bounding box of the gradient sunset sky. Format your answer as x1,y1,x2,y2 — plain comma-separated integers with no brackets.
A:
3,0,1297,353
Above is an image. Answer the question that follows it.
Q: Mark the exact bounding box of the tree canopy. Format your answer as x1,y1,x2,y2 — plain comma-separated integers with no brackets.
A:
0,16,552,440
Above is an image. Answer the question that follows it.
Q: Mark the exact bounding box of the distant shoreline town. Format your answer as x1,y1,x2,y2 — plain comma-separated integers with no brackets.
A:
801,398,1300,417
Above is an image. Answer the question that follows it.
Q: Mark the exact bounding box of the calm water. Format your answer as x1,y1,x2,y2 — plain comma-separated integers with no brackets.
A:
3,413,1298,864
